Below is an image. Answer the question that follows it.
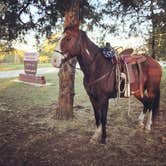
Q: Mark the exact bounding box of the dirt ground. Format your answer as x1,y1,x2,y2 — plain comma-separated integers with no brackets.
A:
0,98,165,166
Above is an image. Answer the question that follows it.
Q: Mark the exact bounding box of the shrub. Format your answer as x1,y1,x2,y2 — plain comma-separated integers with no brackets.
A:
38,56,49,63
0,54,5,62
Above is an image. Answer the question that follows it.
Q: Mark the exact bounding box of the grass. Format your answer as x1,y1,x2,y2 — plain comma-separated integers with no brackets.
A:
160,67,166,108
0,70,90,113
0,74,58,111
0,67,166,112
0,63,52,71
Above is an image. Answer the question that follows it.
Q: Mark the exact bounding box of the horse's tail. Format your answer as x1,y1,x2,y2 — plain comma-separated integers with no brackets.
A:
152,88,160,121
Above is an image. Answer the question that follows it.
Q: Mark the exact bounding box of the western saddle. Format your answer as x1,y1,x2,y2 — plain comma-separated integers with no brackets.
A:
117,48,147,98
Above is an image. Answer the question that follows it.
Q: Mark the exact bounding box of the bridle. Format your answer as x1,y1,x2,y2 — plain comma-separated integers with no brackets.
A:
54,49,70,65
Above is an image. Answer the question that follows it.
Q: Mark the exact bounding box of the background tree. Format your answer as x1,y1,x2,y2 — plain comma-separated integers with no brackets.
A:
38,33,60,63
149,0,166,60
103,0,166,59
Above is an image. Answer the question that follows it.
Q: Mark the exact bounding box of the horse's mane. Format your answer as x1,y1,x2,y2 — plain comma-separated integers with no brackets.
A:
79,30,100,51
63,26,100,49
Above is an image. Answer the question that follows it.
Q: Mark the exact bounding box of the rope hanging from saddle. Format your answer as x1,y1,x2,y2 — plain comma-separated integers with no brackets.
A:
115,54,130,99
101,43,147,100
101,43,129,98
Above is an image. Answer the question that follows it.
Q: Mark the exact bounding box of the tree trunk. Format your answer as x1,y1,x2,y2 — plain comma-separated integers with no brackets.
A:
56,58,77,120
151,24,156,59
150,0,156,59
55,0,79,120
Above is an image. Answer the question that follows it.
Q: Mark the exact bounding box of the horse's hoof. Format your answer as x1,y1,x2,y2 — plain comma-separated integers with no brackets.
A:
101,138,106,144
144,127,151,133
138,122,145,129
90,138,97,144
162,135,166,144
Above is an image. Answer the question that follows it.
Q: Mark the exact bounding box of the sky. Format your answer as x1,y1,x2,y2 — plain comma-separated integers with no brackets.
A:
87,27,146,49
13,32,39,52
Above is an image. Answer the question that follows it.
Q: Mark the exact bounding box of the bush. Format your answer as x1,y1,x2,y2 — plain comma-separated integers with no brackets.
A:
38,56,49,63
0,54,5,63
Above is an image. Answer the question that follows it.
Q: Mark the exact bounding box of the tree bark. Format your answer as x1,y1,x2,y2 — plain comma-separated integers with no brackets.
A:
56,58,77,120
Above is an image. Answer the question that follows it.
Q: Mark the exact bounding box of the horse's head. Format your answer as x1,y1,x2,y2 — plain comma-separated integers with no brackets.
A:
52,26,81,67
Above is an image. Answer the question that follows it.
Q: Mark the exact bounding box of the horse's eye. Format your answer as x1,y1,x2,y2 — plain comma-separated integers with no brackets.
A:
66,37,71,42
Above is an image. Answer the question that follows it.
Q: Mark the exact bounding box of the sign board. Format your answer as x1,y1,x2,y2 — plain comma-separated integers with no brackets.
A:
24,52,38,75
19,52,46,85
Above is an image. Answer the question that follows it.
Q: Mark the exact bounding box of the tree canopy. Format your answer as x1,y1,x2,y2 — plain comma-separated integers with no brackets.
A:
0,0,106,41
103,0,166,59
0,0,166,59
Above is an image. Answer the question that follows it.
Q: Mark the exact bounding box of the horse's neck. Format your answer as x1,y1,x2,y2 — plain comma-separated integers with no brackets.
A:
77,31,100,73
77,31,111,77
79,32,100,65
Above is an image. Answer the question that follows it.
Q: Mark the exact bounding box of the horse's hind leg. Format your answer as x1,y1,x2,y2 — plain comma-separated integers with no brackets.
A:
138,107,147,128
145,88,160,131
135,94,148,128
137,94,154,131
137,96,153,131
145,110,152,131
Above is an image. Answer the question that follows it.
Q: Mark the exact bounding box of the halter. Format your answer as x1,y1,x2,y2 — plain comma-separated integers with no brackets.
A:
54,31,82,65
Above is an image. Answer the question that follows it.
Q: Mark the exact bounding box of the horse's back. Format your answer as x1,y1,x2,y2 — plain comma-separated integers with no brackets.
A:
146,56,162,81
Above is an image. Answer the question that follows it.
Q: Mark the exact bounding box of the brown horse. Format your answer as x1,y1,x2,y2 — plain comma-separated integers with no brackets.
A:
52,26,162,144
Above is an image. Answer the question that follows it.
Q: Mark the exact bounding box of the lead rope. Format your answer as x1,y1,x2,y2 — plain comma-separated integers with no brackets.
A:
114,53,121,107
124,62,131,116
116,58,121,99
115,51,131,116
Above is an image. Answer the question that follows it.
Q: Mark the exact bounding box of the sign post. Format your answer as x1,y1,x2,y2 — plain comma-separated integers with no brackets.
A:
19,52,46,84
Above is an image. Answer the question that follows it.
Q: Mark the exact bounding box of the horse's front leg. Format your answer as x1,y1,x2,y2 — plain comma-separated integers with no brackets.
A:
89,96,108,144
100,99,108,144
